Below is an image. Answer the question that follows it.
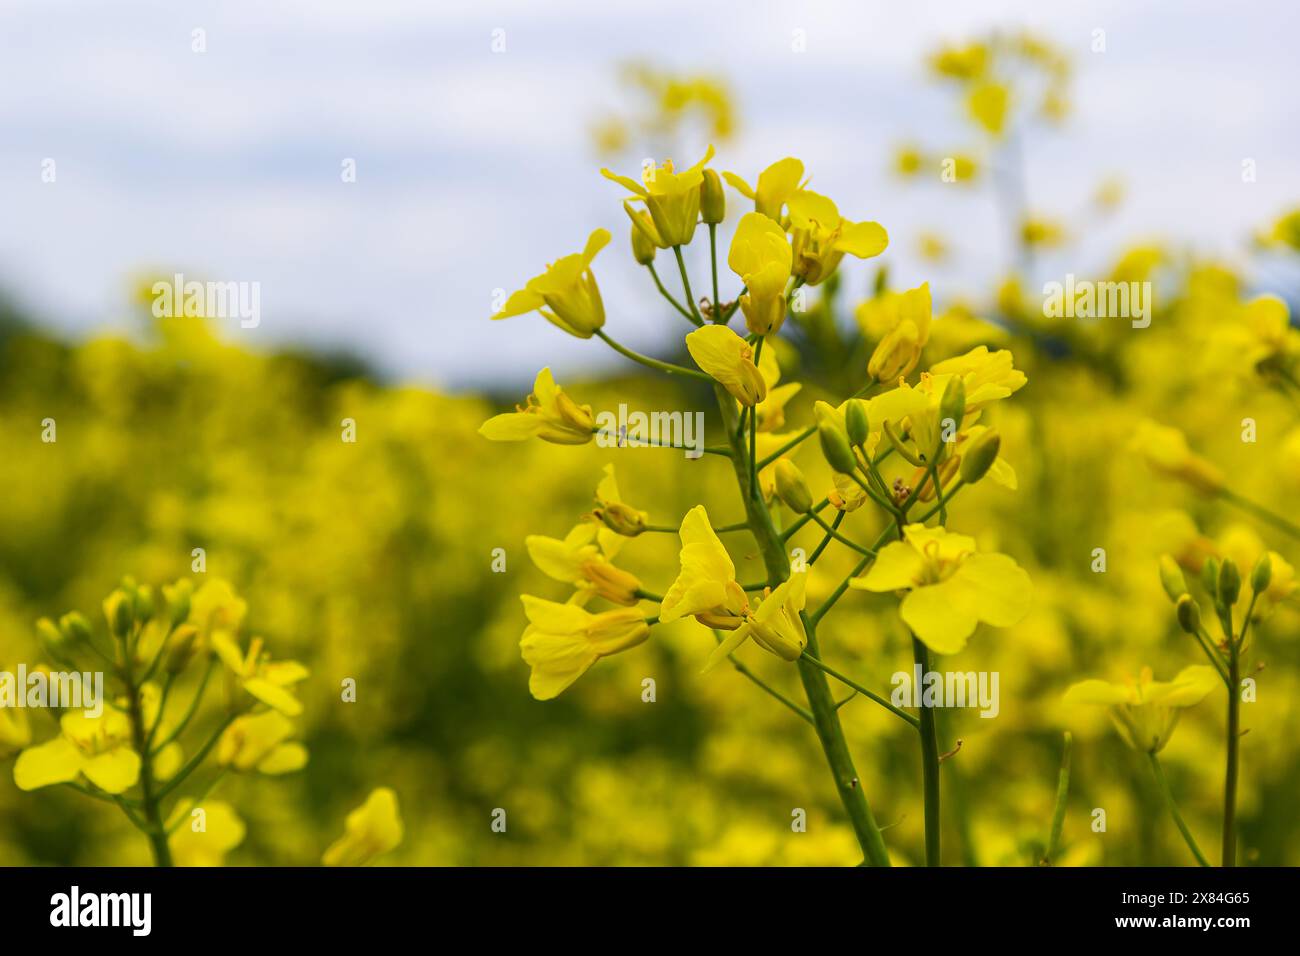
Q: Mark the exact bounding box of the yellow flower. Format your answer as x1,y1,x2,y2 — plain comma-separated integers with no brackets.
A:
1063,666,1218,753
218,710,308,774
704,573,808,670
589,463,649,538
722,157,805,221
728,213,793,335
929,41,988,81
322,787,404,866
927,346,1028,409
479,367,595,445
967,82,1009,136
14,705,140,794
850,524,1032,654
212,633,309,717
754,431,796,501
863,283,933,382
490,228,611,338
168,800,246,867
526,523,642,605
1019,215,1067,249
1131,419,1225,494
602,146,716,248
660,505,751,629
685,325,767,406
519,596,650,699
787,190,888,285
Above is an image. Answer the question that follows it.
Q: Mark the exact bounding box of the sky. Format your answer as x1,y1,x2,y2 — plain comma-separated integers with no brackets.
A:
1,0,1296,392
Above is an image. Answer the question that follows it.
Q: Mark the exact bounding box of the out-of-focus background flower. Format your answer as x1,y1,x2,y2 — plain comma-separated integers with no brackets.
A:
2,0,1298,865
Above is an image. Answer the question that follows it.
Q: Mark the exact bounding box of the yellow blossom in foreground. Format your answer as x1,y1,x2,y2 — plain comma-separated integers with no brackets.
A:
322,787,404,866
212,633,309,717
1131,419,1225,494
1063,666,1218,753
218,710,308,775
927,345,1028,410
526,523,642,605
660,505,750,629
602,146,715,248
490,229,611,338
723,157,805,221
518,596,650,699
14,705,140,794
728,213,793,335
787,190,888,285
705,573,808,671
168,800,246,867
478,368,594,446
850,524,1031,654
685,325,767,406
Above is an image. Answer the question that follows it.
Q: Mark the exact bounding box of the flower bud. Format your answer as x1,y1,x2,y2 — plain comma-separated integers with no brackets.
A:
1217,558,1241,608
104,589,133,639
58,611,93,646
1175,594,1201,634
133,585,155,623
630,221,656,265
36,617,75,665
816,406,858,475
774,460,813,514
592,503,646,537
1158,555,1187,604
1200,556,1220,596
700,169,725,225
164,580,193,628
959,428,1000,484
1251,552,1272,594
844,399,869,448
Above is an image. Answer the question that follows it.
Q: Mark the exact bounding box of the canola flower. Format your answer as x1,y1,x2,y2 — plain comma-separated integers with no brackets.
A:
483,144,1041,869
6,579,309,866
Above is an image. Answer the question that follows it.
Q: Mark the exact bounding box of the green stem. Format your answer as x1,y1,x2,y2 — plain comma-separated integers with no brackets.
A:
122,652,172,866
807,510,844,565
1042,732,1072,865
646,262,699,326
1223,638,1240,867
152,658,214,753
594,329,711,381
156,714,236,802
593,428,731,457
913,635,941,866
800,652,919,729
713,382,890,866
712,631,813,724
673,246,704,323
808,510,875,557
1148,753,1210,867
